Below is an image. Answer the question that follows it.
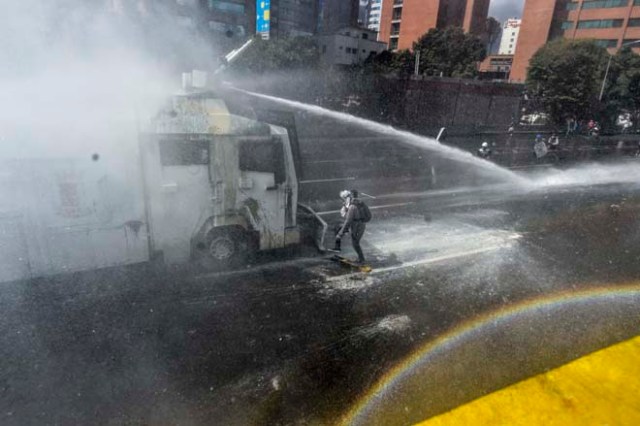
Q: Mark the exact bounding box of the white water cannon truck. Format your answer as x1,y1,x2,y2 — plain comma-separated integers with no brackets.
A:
140,71,308,270
0,60,327,283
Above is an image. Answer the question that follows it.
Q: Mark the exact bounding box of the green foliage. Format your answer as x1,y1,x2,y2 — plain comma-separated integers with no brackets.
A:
413,27,486,78
365,49,415,77
363,27,485,79
229,36,319,74
606,46,640,113
526,39,608,123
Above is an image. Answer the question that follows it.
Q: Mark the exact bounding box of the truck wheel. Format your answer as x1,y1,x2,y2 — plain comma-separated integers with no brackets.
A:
202,228,249,271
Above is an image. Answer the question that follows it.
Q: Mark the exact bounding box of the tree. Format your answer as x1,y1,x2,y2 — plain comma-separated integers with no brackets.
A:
229,36,319,74
413,27,486,78
605,46,640,114
365,49,415,77
527,39,608,124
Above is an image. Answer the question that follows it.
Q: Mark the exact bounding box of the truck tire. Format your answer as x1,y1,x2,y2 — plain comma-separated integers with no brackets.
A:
201,227,250,271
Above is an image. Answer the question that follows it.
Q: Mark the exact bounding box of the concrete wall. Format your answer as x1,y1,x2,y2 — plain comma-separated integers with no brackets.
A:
374,76,523,133
233,71,524,133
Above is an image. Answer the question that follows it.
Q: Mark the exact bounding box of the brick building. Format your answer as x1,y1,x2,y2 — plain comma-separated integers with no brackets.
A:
378,0,490,51
511,0,640,82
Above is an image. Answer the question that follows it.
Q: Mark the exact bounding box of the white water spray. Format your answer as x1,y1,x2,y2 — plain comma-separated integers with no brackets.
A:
231,88,527,185
231,88,640,192
525,162,640,189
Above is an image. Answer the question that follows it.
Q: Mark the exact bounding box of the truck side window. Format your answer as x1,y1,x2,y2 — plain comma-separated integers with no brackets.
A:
159,138,209,166
239,139,286,184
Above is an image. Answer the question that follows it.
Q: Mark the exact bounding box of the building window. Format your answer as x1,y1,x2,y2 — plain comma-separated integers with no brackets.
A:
623,38,640,45
390,38,398,50
207,0,245,14
628,18,640,26
635,0,640,5
391,22,401,36
392,8,402,20
362,33,369,40
393,0,403,5
566,2,579,9
594,39,619,48
582,0,628,9
561,21,574,30
577,19,624,29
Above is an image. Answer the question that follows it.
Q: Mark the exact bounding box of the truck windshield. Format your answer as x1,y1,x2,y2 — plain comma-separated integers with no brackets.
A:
239,138,286,184
158,138,209,166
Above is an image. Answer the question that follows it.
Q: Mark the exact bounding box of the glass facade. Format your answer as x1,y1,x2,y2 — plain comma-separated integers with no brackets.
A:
208,0,245,14
594,39,618,47
582,0,628,9
577,19,624,29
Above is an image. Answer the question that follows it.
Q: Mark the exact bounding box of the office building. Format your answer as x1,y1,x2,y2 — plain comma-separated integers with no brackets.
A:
318,0,360,34
358,0,370,26
201,0,256,40
378,0,490,51
269,0,319,37
106,0,255,41
499,18,521,55
479,54,514,80
318,26,387,66
511,0,640,82
367,0,384,32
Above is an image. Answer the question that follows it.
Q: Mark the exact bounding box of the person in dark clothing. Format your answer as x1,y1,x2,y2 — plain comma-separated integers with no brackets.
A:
333,189,367,264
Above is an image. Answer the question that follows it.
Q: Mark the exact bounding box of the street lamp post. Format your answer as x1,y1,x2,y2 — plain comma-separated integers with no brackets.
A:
599,39,640,101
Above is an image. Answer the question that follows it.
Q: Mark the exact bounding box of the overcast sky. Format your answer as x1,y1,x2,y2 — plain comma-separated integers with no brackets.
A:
488,0,524,22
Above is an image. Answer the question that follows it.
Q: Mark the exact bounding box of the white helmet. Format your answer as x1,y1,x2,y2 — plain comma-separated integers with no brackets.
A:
481,142,489,148
339,190,351,200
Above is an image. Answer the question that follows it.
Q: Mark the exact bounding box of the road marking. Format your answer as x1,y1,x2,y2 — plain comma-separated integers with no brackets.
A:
325,237,519,283
300,177,356,184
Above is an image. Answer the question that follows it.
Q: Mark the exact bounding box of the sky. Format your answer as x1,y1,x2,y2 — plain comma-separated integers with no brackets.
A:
488,0,525,22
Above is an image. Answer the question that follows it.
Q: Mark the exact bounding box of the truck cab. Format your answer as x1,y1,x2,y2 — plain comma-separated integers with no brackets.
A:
139,89,300,270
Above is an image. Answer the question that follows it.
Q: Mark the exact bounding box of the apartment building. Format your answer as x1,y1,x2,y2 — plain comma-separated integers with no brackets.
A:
499,18,521,55
367,0,384,32
511,0,640,82
378,0,490,51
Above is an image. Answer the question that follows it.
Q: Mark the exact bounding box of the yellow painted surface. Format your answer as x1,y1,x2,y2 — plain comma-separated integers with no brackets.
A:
417,335,640,426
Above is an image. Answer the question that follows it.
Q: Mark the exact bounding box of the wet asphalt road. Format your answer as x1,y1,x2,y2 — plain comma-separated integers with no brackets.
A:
1,182,640,425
